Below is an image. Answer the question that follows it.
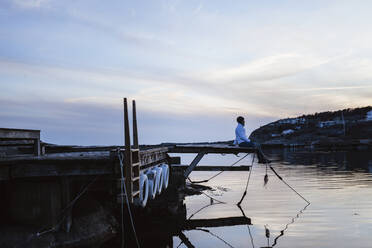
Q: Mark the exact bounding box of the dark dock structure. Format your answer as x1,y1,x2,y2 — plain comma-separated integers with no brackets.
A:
0,98,258,247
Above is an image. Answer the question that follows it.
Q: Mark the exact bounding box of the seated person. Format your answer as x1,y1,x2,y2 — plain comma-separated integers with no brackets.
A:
234,116,269,163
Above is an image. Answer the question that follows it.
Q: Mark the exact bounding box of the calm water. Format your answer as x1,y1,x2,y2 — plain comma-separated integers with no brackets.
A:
167,149,372,248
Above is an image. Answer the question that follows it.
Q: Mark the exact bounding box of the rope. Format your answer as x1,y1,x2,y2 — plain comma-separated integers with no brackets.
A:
118,151,141,248
118,152,126,248
200,190,226,204
37,175,101,235
188,201,223,220
187,153,250,184
237,205,255,248
272,202,309,247
257,146,311,204
15,174,102,248
269,166,310,204
237,153,255,206
196,228,235,248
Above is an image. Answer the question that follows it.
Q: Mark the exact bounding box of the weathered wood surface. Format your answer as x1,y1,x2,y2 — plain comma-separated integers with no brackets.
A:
184,152,205,178
169,144,257,154
0,128,41,156
172,165,251,171
9,161,113,178
183,216,251,230
0,165,9,180
0,147,169,178
0,128,40,140
0,147,168,163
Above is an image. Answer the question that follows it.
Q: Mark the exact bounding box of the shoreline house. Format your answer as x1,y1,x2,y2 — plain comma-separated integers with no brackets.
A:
366,110,372,121
318,120,344,128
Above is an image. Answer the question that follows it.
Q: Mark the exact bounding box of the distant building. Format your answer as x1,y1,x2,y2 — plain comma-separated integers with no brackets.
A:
282,129,294,135
278,117,306,125
366,110,372,121
318,120,343,128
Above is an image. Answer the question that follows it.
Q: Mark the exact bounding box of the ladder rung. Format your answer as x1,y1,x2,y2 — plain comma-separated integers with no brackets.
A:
131,149,139,152
133,176,140,181
132,162,140,167
132,190,140,197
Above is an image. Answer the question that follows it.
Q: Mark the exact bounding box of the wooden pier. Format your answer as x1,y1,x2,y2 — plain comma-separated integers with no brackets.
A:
0,98,259,247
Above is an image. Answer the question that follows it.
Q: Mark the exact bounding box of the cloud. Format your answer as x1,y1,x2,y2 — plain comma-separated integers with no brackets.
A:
193,2,203,15
66,8,175,48
11,0,50,8
200,53,331,84
1,97,263,145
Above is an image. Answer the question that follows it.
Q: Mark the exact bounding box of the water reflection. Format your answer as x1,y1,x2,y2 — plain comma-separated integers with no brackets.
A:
120,149,372,248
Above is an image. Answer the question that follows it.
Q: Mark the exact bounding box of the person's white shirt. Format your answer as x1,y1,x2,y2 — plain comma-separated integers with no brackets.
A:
234,123,251,145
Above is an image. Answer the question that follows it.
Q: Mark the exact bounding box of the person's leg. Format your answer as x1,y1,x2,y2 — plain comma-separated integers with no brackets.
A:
252,142,270,163
238,141,255,147
239,141,270,163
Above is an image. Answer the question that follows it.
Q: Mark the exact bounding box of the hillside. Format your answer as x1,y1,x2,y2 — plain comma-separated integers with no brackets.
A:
249,106,372,147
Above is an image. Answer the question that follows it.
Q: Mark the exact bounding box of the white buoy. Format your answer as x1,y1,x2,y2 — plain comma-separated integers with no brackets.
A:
161,164,169,190
146,169,157,200
154,166,163,195
134,173,149,208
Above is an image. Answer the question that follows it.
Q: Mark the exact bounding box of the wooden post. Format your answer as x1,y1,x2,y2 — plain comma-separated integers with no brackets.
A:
33,138,41,156
131,100,140,200
123,98,133,203
132,100,139,149
183,152,205,178
61,177,72,232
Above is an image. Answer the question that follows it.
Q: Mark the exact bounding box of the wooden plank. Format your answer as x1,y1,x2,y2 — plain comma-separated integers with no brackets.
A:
132,100,139,149
169,145,257,154
140,147,168,166
0,148,169,179
10,161,113,178
33,138,40,156
172,165,250,171
0,128,40,140
184,216,251,230
60,177,72,232
0,166,9,180
178,232,195,248
123,98,133,203
184,152,205,178
169,156,181,164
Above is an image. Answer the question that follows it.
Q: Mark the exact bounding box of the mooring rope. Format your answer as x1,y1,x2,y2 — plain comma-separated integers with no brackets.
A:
200,190,226,204
257,146,311,204
272,202,309,247
196,228,235,248
269,165,310,204
15,173,102,248
187,153,250,184
118,152,126,248
118,151,141,248
237,205,255,248
188,201,223,220
237,153,255,206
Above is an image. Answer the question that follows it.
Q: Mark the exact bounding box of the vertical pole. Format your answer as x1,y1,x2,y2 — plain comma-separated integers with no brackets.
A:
61,177,72,232
123,98,133,203
132,100,139,149
33,138,41,156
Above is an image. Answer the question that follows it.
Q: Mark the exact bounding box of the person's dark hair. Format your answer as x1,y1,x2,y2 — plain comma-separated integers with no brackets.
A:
237,116,244,124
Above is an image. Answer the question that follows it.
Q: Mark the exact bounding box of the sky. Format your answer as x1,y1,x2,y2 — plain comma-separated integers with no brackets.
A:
1,0,372,145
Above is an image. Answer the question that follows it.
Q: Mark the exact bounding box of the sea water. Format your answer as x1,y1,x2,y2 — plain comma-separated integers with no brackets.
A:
168,149,372,248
